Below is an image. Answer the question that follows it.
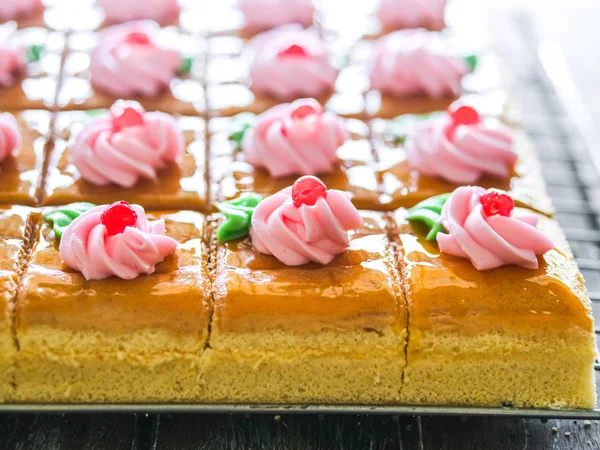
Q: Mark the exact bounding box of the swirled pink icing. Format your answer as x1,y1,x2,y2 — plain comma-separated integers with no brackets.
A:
0,43,26,88
70,100,184,188
0,113,21,163
250,177,363,266
248,25,337,100
406,105,517,184
60,204,178,280
243,99,347,178
0,0,42,22
239,0,314,31
90,21,182,98
436,186,554,270
377,0,447,31
369,29,469,98
97,0,181,24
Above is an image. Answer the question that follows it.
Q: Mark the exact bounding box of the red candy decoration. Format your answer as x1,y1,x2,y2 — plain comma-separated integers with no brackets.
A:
292,176,327,207
101,201,138,236
445,103,481,140
278,44,308,59
480,191,514,217
291,104,319,121
109,100,146,131
125,31,151,46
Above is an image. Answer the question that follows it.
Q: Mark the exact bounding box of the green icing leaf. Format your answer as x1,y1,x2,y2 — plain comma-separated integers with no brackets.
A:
406,193,450,241
228,113,256,149
387,112,443,145
42,203,96,239
464,54,478,72
179,56,194,76
85,109,107,117
26,44,44,63
216,193,263,243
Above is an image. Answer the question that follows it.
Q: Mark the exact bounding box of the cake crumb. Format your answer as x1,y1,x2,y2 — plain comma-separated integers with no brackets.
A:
584,420,592,427
551,427,558,434
565,432,571,438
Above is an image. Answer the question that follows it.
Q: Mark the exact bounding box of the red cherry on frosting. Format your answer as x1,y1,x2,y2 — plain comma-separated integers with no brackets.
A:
101,201,138,236
292,176,327,207
480,191,514,217
445,104,481,140
278,44,308,59
109,100,146,131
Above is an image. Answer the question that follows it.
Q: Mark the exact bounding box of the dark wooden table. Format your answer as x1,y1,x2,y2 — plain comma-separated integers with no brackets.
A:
3,4,600,450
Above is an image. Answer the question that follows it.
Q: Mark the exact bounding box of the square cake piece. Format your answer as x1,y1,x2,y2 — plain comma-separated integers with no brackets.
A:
55,29,206,115
0,27,64,111
210,116,381,210
392,208,597,409
202,211,407,403
0,111,51,206
42,112,208,211
0,205,35,402
15,209,212,402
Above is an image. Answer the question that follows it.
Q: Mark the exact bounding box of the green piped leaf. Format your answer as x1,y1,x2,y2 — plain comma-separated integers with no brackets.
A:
406,194,450,241
216,193,263,243
43,202,96,239
26,44,44,63
179,56,194,76
464,54,478,72
85,109,107,117
228,113,256,149
387,111,443,145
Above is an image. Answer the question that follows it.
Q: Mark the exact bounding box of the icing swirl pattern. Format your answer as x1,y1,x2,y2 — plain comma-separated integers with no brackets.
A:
97,0,181,24
0,113,21,163
0,0,41,22
239,0,314,31
0,43,26,88
377,0,447,31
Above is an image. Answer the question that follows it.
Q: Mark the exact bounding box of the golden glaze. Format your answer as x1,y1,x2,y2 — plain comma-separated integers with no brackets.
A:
16,210,212,334
42,112,208,211
0,28,64,111
56,30,206,115
392,209,594,335
0,205,33,272
213,211,406,333
210,116,380,210
0,111,50,205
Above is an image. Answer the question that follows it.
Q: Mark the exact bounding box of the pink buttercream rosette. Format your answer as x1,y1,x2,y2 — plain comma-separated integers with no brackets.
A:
98,0,181,24
250,179,362,266
90,21,182,98
406,106,517,184
0,0,42,22
242,98,347,178
0,113,22,164
70,100,184,188
247,25,337,100
369,29,469,98
0,42,26,88
377,0,447,31
436,186,554,270
239,0,314,31
60,204,177,280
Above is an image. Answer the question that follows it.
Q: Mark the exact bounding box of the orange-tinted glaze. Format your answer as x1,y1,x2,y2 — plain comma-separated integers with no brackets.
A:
42,112,208,211
0,205,33,272
16,210,212,334
213,211,405,333
0,28,64,111
392,209,594,335
210,116,380,210
55,30,206,115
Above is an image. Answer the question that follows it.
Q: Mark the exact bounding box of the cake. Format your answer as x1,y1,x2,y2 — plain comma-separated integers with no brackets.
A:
14,204,212,402
0,0,44,29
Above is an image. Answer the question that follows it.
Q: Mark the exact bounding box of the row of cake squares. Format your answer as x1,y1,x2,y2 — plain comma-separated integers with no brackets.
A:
0,97,551,216
0,15,500,118
2,0,446,35
0,177,595,406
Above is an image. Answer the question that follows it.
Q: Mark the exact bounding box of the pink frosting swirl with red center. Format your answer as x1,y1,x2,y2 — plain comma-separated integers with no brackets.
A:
97,0,181,24
369,29,469,98
70,101,184,188
243,99,347,178
0,113,21,163
90,21,182,98
406,110,517,184
239,0,314,31
250,183,362,266
248,25,337,100
436,186,554,270
0,43,26,88
0,0,41,22
59,204,178,280
377,0,447,31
